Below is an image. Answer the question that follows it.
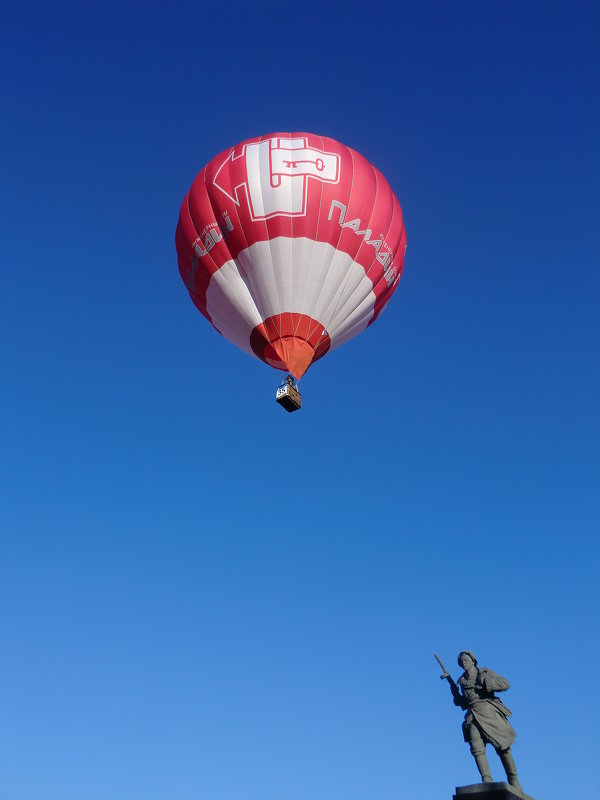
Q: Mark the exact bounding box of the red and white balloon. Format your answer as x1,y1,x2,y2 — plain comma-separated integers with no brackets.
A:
176,132,407,379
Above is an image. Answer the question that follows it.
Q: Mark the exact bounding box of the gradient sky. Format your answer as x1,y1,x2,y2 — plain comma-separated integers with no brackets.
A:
2,2,599,799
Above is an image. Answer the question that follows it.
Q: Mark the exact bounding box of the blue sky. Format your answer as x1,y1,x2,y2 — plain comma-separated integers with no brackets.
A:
2,2,599,799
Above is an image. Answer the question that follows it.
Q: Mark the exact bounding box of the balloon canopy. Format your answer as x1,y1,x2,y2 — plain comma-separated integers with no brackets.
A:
176,132,407,379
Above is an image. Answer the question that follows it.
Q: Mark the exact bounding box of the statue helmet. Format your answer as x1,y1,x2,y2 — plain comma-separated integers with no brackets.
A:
458,650,478,665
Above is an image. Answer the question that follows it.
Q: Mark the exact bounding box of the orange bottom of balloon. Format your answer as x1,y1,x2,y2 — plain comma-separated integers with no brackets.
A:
250,313,331,379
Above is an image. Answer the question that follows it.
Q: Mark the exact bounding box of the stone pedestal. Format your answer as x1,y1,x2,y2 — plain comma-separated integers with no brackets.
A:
453,782,535,800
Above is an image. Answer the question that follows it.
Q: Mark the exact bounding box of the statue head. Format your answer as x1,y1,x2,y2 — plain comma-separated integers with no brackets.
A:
458,650,478,669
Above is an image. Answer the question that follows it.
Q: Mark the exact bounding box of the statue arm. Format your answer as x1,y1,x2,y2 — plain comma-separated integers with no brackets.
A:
450,681,466,708
481,669,510,693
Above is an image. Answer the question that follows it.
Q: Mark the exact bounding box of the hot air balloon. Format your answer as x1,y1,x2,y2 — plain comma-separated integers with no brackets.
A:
175,132,407,411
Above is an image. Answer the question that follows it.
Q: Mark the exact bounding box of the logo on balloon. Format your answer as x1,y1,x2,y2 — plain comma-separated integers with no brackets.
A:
213,137,340,220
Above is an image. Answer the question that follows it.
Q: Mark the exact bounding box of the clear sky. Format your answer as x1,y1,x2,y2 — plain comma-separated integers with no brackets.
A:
2,2,599,799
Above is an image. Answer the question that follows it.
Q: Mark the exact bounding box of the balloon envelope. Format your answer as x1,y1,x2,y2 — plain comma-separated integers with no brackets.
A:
176,132,406,378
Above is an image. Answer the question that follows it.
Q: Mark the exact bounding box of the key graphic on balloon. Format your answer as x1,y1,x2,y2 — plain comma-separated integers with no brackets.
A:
270,142,339,187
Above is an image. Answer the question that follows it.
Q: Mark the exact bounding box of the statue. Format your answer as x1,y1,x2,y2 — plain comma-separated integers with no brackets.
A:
436,651,522,791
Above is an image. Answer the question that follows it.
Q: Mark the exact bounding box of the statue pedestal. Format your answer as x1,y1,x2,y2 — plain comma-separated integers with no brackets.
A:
453,782,534,800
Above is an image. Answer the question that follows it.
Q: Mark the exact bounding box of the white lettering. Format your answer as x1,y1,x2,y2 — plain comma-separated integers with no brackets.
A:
328,200,396,286
328,200,347,224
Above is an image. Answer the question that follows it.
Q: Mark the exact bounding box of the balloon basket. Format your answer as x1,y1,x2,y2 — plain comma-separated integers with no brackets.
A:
275,377,302,412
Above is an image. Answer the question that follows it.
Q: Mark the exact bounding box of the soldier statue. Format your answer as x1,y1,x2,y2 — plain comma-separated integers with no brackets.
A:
436,651,522,790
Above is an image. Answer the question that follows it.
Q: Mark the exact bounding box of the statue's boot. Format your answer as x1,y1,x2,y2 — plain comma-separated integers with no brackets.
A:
499,749,522,790
474,753,493,782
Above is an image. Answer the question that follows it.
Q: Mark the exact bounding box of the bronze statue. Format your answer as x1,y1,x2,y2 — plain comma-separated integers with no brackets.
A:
436,651,522,790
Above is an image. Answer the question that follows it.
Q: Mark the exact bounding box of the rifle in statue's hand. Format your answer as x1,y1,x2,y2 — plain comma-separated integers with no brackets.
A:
435,653,462,704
